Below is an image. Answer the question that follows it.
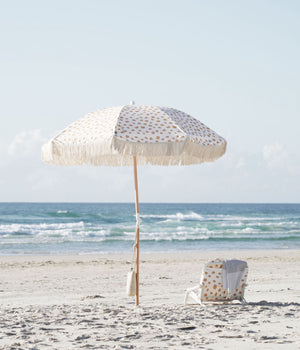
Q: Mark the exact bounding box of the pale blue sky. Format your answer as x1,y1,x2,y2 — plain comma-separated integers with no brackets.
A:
1,0,299,202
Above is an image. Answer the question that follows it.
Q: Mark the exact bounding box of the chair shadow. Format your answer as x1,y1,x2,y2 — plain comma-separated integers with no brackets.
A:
245,301,300,307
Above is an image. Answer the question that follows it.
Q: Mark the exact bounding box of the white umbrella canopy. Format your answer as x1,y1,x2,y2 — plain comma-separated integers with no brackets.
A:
42,104,226,167
41,103,227,306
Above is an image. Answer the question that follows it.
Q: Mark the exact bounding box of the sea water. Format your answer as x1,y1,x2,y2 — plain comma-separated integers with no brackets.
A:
0,203,299,255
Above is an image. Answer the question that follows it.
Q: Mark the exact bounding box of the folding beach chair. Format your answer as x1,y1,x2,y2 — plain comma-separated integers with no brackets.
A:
184,259,248,305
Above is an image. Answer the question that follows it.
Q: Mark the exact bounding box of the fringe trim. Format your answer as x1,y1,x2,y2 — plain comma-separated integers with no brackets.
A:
41,136,227,166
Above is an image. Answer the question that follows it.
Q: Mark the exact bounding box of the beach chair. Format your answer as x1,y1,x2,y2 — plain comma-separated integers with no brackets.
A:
184,259,248,305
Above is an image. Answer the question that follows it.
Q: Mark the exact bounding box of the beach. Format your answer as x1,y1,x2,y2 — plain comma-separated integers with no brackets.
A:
2,0,300,348
0,249,299,349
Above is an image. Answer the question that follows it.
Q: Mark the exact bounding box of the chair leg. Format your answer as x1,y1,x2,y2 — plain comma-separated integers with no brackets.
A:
241,297,247,304
184,291,190,305
199,300,205,307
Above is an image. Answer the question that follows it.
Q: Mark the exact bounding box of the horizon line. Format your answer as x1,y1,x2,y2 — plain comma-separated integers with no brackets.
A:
0,201,299,205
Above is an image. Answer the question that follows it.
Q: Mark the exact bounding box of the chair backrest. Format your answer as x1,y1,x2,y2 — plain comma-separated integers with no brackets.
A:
200,259,248,303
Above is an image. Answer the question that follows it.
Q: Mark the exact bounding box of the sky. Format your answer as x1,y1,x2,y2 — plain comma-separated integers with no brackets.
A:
0,0,299,202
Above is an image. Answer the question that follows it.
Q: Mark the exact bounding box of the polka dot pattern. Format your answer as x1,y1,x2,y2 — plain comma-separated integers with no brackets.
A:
159,107,224,146
42,104,227,166
55,105,225,147
200,259,248,303
56,106,122,145
115,105,186,144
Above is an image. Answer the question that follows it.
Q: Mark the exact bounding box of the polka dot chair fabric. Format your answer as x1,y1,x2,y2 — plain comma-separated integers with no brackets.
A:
184,259,248,305
42,104,226,166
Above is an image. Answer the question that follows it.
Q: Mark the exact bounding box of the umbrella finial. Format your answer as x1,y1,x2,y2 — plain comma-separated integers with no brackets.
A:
130,100,135,105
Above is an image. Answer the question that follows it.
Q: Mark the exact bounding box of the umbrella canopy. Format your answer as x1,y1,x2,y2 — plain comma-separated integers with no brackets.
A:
42,104,226,166
41,103,227,306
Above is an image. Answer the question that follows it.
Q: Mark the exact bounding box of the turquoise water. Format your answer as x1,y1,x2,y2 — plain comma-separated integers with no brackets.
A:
0,203,299,255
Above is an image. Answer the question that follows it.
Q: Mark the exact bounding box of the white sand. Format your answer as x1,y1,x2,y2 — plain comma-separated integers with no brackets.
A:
0,250,299,349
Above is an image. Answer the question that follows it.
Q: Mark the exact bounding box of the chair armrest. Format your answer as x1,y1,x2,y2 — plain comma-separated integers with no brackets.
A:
186,284,202,292
184,284,204,305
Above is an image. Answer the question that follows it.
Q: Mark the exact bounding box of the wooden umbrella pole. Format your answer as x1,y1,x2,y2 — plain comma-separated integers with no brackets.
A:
133,156,140,306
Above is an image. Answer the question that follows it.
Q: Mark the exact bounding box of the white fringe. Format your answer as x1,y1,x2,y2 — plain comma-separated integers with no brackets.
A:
41,136,227,166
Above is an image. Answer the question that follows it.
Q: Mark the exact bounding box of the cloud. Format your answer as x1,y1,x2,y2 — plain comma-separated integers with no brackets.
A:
2,130,299,202
8,129,49,157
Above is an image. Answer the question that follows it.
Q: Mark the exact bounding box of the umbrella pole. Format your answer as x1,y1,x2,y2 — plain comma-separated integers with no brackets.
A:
133,156,140,306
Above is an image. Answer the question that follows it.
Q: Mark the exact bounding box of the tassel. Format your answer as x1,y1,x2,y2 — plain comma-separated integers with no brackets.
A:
126,268,136,297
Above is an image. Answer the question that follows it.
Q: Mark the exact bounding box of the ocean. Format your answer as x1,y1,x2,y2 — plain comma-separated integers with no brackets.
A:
0,203,299,255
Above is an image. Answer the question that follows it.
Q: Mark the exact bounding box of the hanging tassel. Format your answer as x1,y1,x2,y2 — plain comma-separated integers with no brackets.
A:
126,267,136,297
127,241,137,297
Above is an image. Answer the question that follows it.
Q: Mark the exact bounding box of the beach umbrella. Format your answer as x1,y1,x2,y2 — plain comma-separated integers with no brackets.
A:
41,102,227,305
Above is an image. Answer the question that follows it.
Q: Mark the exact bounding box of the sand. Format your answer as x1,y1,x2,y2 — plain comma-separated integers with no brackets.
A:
0,250,299,349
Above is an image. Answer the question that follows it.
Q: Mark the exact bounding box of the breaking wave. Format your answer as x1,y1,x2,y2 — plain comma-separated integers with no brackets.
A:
0,203,299,254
